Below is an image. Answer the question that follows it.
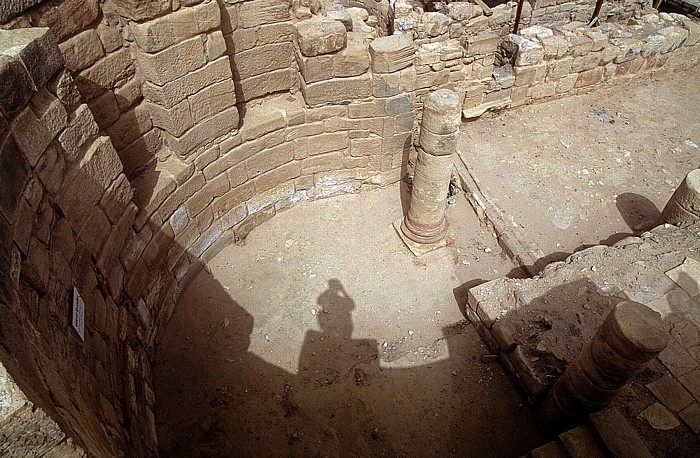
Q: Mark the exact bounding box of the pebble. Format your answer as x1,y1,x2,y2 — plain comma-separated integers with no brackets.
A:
481,354,499,363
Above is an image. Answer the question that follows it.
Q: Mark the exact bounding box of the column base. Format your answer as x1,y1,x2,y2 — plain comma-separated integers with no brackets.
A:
393,218,452,256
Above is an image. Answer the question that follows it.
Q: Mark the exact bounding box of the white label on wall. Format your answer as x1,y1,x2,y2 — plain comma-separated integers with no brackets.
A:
71,287,85,341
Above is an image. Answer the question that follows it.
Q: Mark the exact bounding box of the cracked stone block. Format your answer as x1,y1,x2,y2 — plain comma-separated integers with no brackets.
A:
659,340,698,377
639,402,680,430
647,374,694,413
679,368,700,402
665,257,700,297
0,27,63,96
679,402,700,433
589,408,653,458
296,18,347,57
507,34,544,67
558,425,606,458
369,34,414,74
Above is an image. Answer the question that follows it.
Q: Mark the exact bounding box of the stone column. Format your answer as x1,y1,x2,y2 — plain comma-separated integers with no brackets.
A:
400,89,461,246
536,300,669,434
662,169,700,226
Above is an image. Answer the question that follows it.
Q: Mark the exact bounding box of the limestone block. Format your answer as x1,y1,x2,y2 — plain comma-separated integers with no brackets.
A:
540,36,570,59
97,21,122,53
48,69,81,112
574,67,603,88
0,0,42,24
423,12,450,38
466,33,500,58
520,25,554,41
87,90,120,128
370,34,414,74
257,22,296,46
670,14,699,47
232,43,294,80
658,26,688,53
642,35,665,58
58,104,100,160
28,0,99,42
611,38,642,63
327,5,353,31
76,47,133,101
307,132,348,156
298,53,333,84
107,104,153,151
11,107,54,167
246,143,294,177
300,74,372,107
136,36,207,86
0,138,30,224
131,1,221,54
241,102,287,142
566,35,593,57
99,174,133,224
507,34,544,66
239,0,290,28
142,57,231,109
164,106,239,158
0,27,64,92
59,30,104,73
332,35,370,78
447,2,479,21
145,100,193,137
241,69,295,103
188,79,236,124
111,0,170,22
0,55,34,117
206,30,227,61
297,18,347,57
586,31,608,52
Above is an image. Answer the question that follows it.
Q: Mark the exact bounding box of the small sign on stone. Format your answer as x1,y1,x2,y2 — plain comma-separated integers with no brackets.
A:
71,287,85,341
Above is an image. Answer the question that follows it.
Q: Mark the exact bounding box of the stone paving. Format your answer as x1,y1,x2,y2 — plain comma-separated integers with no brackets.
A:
466,221,700,455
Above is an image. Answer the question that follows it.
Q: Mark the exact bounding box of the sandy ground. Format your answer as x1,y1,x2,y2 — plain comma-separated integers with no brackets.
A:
154,184,544,457
155,68,700,457
461,68,700,263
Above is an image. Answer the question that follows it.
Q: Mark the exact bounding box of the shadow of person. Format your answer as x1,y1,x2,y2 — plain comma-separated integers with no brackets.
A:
293,279,385,457
154,269,294,458
615,192,662,233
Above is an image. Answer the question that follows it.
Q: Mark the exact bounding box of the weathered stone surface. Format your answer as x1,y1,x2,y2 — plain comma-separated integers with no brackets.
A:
647,374,694,413
589,409,653,458
237,68,296,103
423,12,450,38
300,74,371,107
0,138,30,223
136,36,207,86
28,0,100,42
239,0,290,28
639,402,681,430
81,136,123,190
574,67,603,88
369,34,414,74
145,100,193,137
59,30,104,73
332,35,370,78
131,1,220,53
111,0,170,22
11,107,55,167
76,48,133,101
164,106,238,158
0,55,34,117
232,43,294,80
107,104,152,151
0,0,42,24
87,90,120,128
508,34,544,67
0,27,64,92
143,57,231,109
188,79,236,124
58,104,99,160
296,18,347,57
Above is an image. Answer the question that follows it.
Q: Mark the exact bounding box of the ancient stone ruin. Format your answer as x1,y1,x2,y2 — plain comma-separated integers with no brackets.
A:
0,0,699,456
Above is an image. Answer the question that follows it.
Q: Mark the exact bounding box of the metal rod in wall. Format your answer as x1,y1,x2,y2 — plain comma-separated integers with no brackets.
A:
513,0,526,34
590,0,605,26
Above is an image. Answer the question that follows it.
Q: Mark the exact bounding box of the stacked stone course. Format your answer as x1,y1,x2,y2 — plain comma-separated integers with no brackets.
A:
1,0,700,456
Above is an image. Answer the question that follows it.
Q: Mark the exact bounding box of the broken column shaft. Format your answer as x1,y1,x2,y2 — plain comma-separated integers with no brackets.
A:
662,169,700,225
536,300,669,434
401,89,462,244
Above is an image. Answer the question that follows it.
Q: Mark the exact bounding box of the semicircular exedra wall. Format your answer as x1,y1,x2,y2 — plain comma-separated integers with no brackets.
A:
0,0,414,456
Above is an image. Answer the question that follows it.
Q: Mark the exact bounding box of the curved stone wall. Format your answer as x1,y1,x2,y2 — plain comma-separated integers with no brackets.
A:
0,0,699,456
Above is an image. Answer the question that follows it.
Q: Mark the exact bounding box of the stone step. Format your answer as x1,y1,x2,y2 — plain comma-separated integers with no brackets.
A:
524,407,652,458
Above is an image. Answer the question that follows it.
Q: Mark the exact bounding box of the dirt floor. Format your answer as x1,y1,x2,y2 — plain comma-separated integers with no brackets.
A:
461,68,700,264
154,68,700,457
154,184,542,457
